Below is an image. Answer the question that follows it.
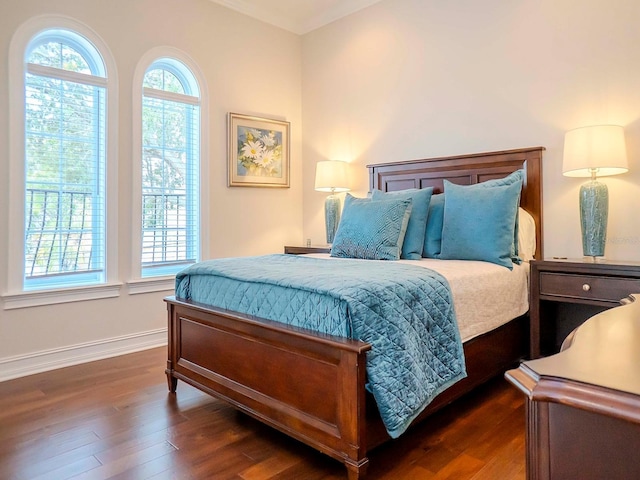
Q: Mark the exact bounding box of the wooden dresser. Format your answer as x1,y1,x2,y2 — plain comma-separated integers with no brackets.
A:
506,296,640,479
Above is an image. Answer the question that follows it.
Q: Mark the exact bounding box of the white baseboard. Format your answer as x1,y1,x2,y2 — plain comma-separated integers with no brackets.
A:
0,328,168,382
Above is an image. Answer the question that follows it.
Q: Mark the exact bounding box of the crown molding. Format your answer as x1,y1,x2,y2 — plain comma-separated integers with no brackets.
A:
208,0,383,35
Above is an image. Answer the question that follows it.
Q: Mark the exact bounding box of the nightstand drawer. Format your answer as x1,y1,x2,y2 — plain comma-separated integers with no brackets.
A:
539,272,640,304
284,245,331,255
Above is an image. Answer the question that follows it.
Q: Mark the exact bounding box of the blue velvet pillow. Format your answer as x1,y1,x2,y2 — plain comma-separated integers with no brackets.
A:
331,194,413,260
438,177,522,269
371,187,433,260
422,193,444,258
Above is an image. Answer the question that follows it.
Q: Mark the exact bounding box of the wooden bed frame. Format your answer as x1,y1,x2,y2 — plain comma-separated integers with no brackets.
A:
165,146,544,479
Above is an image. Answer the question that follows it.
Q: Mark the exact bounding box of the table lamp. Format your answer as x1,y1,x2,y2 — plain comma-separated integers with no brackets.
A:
315,160,350,244
562,125,628,258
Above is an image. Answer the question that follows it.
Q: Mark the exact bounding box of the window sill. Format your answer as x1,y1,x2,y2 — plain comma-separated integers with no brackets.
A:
127,276,175,295
2,283,123,310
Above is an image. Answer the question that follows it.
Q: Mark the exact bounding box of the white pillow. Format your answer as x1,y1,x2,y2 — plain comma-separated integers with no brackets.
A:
518,207,536,262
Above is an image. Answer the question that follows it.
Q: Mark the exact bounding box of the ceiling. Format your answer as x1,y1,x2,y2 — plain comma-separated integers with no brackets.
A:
208,0,384,35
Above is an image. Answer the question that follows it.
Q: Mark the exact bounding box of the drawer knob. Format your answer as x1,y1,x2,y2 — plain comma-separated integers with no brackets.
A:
582,284,591,292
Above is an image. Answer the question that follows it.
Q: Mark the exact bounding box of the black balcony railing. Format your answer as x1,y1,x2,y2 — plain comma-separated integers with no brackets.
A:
141,192,191,265
25,188,95,278
25,188,188,278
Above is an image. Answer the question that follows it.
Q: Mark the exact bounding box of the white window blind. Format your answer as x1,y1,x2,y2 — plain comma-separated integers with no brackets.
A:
141,61,200,277
23,33,107,290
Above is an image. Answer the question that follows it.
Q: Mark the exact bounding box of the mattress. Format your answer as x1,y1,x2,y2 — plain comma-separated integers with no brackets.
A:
304,254,529,342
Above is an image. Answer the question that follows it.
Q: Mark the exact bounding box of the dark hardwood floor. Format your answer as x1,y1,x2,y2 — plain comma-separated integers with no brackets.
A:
0,347,526,479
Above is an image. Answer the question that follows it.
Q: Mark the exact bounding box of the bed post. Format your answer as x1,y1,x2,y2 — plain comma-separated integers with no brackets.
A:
340,347,370,479
165,298,178,393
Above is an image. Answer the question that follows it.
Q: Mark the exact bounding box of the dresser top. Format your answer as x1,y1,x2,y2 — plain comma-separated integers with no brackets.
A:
525,296,640,396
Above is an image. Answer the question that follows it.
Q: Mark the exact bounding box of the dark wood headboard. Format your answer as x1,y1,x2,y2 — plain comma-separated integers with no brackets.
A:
367,146,544,260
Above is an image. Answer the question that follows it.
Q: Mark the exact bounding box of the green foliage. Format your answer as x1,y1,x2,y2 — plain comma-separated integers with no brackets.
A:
28,41,92,74
143,68,184,94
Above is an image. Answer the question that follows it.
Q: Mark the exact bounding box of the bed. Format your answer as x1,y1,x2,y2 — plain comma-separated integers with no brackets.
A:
165,146,544,479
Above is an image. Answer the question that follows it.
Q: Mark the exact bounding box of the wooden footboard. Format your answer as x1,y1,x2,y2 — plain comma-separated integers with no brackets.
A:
166,297,528,478
165,297,372,479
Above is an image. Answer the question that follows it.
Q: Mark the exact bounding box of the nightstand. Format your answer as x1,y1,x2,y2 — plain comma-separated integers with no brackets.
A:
529,258,640,358
284,245,331,255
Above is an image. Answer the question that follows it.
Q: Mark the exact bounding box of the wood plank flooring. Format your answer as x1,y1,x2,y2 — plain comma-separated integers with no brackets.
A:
0,347,526,479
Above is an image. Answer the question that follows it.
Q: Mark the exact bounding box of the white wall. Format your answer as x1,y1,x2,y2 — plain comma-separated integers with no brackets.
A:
301,0,640,260
0,0,303,378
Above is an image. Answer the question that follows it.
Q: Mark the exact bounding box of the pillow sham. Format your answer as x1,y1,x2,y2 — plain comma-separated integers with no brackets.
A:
331,194,413,261
438,178,522,269
422,193,444,258
423,170,524,260
371,187,433,259
476,169,524,260
518,207,537,262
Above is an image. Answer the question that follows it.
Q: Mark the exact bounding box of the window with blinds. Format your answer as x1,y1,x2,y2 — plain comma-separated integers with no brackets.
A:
23,30,107,290
141,60,200,277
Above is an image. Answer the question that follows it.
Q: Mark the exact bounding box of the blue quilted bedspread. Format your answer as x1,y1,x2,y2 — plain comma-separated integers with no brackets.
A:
175,254,466,438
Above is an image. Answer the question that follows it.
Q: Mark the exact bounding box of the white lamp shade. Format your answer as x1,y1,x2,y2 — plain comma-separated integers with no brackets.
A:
563,125,629,178
315,160,350,192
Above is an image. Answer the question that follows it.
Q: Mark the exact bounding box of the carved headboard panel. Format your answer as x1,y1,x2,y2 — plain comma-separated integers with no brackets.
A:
367,146,544,259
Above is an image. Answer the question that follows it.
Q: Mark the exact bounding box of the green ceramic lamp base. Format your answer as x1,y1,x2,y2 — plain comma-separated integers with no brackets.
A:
579,179,608,257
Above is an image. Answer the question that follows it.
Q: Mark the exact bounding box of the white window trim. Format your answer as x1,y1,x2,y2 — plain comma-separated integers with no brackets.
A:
3,14,119,309
127,277,175,295
130,46,209,289
3,283,122,310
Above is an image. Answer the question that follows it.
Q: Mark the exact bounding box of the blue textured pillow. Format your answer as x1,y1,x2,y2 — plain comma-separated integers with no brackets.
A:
422,193,444,258
331,194,413,260
438,178,522,269
424,170,524,261
371,187,433,259
476,170,524,261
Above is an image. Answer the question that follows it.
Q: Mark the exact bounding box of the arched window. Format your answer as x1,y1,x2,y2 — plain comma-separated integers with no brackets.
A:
140,58,201,278
23,29,108,290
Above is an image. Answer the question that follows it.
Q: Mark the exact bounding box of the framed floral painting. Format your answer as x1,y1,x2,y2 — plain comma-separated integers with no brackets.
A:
228,113,290,187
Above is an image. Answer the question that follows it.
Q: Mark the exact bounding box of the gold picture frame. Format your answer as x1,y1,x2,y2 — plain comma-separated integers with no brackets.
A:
228,113,290,187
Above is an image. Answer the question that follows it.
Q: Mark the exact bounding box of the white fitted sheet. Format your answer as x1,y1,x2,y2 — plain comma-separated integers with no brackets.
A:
303,254,529,342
